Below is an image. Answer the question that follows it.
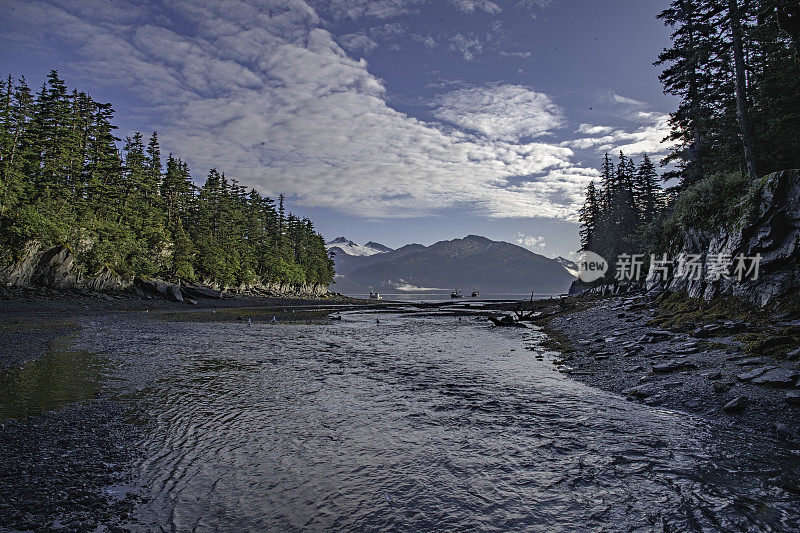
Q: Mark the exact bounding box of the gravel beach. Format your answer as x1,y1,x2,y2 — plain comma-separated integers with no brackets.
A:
545,292,800,441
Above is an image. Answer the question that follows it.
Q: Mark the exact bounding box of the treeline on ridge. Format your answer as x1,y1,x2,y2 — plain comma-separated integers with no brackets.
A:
579,152,667,268
579,0,799,277
0,70,334,288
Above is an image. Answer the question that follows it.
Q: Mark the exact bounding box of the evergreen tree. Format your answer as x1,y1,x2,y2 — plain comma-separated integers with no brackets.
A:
578,152,666,280
634,154,664,224
579,181,599,251
0,71,335,289
657,0,800,185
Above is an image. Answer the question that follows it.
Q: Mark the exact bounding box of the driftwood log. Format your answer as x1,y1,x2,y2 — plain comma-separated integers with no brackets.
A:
488,315,528,328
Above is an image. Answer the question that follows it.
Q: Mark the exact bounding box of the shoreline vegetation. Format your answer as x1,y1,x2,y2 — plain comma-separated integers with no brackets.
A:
0,71,334,295
577,0,800,283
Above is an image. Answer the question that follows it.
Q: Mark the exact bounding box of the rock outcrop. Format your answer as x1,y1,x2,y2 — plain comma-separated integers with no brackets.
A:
0,243,130,292
646,169,800,307
1,242,330,300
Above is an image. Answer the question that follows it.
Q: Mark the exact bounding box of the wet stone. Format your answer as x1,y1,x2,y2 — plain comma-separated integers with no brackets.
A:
685,398,702,409
736,358,768,366
737,366,777,382
622,385,651,398
723,396,748,413
652,360,697,374
751,368,798,388
774,422,793,440
674,345,703,354
786,390,800,405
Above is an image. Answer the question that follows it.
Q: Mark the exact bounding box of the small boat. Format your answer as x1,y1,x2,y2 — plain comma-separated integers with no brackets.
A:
451,290,464,298
369,290,382,300
471,289,480,297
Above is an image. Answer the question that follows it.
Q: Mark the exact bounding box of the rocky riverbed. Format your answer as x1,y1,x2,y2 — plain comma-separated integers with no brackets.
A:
545,292,800,441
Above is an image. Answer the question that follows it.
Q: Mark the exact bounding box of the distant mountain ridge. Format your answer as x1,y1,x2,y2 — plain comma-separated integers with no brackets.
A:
555,256,579,277
325,237,393,257
326,235,575,295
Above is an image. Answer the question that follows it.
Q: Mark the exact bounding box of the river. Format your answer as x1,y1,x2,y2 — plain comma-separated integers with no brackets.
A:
60,309,800,530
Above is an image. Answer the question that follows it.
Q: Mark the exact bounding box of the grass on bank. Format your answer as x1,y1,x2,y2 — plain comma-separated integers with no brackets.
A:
649,292,800,359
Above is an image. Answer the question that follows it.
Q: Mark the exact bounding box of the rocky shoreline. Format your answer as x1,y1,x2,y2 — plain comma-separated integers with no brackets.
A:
543,292,800,442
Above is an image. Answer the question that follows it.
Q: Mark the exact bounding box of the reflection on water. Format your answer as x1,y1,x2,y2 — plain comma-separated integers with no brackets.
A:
0,339,102,420
349,293,556,303
74,312,800,531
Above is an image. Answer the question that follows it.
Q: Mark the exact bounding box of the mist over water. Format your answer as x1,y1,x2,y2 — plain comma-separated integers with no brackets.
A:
78,311,800,531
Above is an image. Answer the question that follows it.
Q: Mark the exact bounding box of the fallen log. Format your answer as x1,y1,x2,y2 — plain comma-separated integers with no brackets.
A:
488,315,528,328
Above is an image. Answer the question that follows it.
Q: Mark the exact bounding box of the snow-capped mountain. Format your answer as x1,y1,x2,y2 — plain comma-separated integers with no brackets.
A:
555,256,579,277
328,235,575,296
325,237,393,257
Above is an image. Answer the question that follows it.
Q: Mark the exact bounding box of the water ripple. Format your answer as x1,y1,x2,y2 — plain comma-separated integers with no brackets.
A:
77,312,800,532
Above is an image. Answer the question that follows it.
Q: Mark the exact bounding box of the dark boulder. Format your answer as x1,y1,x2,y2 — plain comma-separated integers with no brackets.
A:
182,283,224,300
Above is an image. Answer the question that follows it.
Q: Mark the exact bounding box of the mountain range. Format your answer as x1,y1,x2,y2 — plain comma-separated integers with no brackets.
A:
325,235,577,295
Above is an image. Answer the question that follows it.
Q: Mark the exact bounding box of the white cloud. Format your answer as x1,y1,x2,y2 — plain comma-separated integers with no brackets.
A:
515,232,547,249
516,0,551,8
448,33,483,61
369,22,406,39
337,33,378,55
565,94,675,161
320,0,421,20
312,0,507,20
498,50,532,59
612,93,647,107
576,123,613,135
411,33,438,48
567,114,673,159
0,0,624,223
433,84,564,142
451,0,502,14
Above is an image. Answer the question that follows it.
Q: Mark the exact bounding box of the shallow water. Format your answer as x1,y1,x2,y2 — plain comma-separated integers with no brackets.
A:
74,311,800,531
0,339,102,420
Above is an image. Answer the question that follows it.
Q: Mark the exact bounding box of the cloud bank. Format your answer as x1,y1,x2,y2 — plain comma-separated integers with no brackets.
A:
1,0,670,224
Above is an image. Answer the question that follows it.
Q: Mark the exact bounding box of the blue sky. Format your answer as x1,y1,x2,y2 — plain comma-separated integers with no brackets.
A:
1,0,676,259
